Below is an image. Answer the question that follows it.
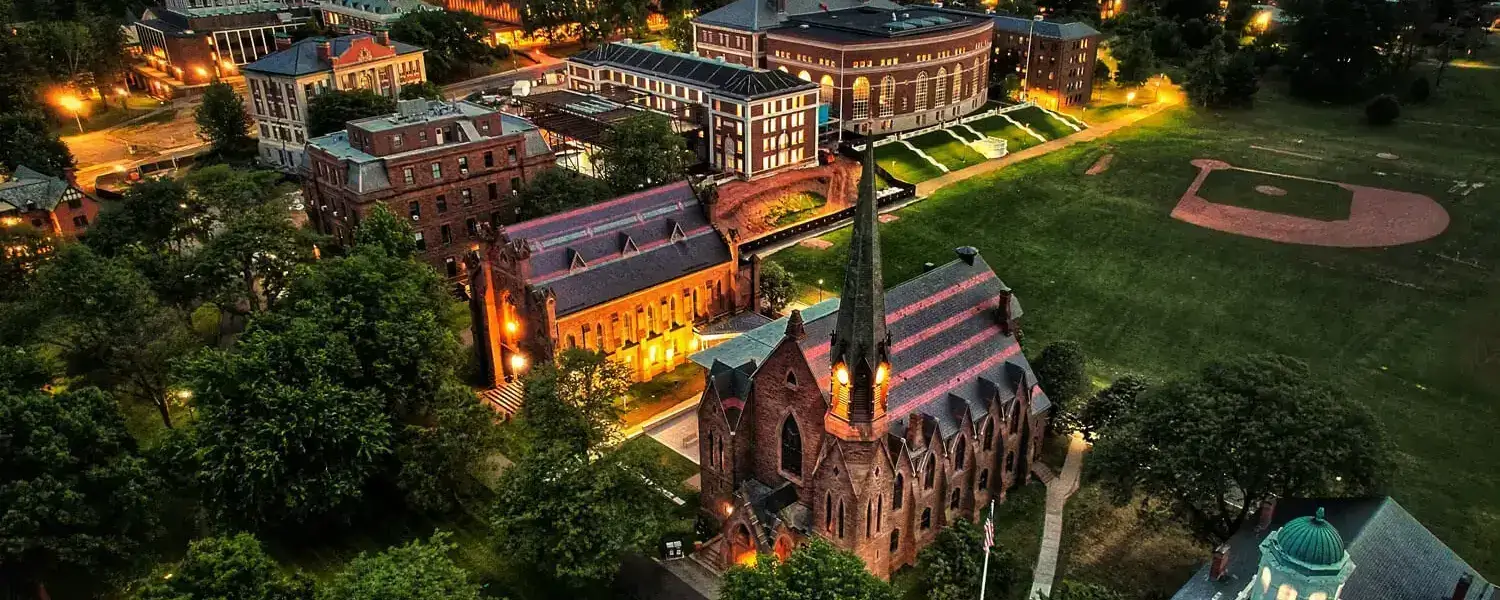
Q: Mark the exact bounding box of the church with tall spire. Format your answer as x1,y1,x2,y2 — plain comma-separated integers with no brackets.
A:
690,145,1053,577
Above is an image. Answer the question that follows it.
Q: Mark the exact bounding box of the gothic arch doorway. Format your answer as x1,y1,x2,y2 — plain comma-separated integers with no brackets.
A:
773,534,794,562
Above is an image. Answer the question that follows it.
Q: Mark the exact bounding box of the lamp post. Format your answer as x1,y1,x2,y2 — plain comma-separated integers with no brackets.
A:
817,279,824,303
1022,14,1043,102
57,94,84,133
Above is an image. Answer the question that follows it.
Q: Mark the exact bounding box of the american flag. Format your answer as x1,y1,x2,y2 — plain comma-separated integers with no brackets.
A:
983,513,994,549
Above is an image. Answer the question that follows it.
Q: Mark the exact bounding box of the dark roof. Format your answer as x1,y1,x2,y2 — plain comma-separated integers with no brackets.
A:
242,34,424,76
0,166,83,214
570,43,816,100
991,14,1100,39
504,181,734,318
1172,497,1495,600
699,311,775,336
692,248,1049,440
695,0,902,31
780,6,990,40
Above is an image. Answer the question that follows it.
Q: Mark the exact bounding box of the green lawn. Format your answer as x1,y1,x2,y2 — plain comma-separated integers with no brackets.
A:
907,131,988,171
766,191,830,227
1057,483,1209,598
877,142,947,184
947,125,984,142
1008,106,1080,140
1197,168,1353,222
770,68,1500,577
968,115,1045,152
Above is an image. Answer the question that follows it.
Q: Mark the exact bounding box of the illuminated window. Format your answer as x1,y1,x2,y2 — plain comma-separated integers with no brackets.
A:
935,68,948,105
1260,568,1272,593
878,76,894,117
915,72,928,110
952,66,962,101
851,77,870,120
1277,584,1297,600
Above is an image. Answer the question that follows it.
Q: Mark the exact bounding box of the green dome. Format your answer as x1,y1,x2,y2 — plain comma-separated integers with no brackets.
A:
1276,507,1346,566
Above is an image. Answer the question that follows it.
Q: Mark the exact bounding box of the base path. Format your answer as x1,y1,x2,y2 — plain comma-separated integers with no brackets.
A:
916,103,1170,197
1029,434,1088,600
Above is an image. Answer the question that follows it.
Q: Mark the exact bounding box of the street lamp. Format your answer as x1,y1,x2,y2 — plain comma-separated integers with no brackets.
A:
1125,91,1136,106
817,278,824,303
56,94,85,133
1022,14,1043,101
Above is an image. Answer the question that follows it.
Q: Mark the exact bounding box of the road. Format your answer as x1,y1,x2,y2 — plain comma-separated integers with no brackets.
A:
63,99,207,191
442,49,566,99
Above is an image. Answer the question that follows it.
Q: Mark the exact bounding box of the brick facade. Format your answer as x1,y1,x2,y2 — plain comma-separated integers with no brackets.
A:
992,19,1101,109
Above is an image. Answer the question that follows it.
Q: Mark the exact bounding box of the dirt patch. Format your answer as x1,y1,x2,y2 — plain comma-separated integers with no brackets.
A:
799,238,833,250
878,213,899,223
1085,153,1114,175
1254,185,1288,196
1171,158,1450,248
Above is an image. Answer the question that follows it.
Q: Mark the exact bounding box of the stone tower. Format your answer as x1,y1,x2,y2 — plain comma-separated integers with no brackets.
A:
825,143,892,443
1253,507,1356,600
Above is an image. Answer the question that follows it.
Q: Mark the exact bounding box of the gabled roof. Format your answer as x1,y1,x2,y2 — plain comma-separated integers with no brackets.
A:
691,249,1049,442
570,43,817,101
242,34,424,77
503,181,734,317
0,166,83,215
1172,497,1494,600
991,14,1100,40
695,0,903,31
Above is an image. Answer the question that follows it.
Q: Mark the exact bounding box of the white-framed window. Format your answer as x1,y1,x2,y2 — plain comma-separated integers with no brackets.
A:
851,77,870,120
878,76,894,118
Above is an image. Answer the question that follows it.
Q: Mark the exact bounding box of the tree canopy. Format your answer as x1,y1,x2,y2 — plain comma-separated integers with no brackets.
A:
914,519,1023,600
1283,0,1399,102
595,112,691,192
132,533,313,600
721,538,898,600
320,533,481,600
195,81,254,159
515,167,614,220
0,111,74,177
307,89,397,137
1088,354,1391,540
1075,374,1149,442
390,10,497,83
759,261,795,315
1032,340,1088,428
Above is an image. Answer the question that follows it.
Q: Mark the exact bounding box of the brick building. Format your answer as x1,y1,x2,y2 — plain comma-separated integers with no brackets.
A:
243,31,428,169
466,181,741,386
696,1,993,135
301,99,555,276
566,42,820,180
992,15,1100,109
690,148,1051,578
315,0,439,34
133,0,313,97
0,166,98,237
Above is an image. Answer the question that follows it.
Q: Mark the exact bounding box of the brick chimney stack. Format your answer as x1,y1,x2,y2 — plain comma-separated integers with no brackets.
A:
784,309,806,341
274,32,292,51
373,26,391,47
997,288,1016,336
1452,573,1474,600
317,39,332,62
1209,545,1231,581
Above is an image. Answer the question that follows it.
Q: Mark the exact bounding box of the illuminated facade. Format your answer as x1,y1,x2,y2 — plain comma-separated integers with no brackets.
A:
467,181,742,385
0,166,98,238
132,0,312,97
991,15,1100,109
690,149,1051,578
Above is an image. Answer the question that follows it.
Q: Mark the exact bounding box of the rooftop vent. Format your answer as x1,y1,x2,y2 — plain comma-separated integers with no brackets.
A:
397,98,429,117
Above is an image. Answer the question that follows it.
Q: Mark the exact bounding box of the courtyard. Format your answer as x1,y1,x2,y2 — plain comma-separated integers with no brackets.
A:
771,68,1500,578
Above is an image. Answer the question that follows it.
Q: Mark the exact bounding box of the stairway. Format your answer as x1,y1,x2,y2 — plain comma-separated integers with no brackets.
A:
479,380,525,419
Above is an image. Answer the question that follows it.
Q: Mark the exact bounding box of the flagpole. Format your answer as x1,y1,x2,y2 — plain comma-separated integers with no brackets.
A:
979,499,995,600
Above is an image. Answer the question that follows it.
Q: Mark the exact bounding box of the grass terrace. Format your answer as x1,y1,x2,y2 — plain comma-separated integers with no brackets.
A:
1007,105,1080,140
876,142,947,183
907,130,988,171
968,115,1046,152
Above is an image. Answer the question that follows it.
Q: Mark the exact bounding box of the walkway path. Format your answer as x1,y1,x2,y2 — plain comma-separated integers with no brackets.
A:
916,102,1171,198
1029,434,1088,600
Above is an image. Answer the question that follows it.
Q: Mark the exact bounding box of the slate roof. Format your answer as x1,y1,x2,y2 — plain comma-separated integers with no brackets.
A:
991,14,1100,40
695,0,902,31
503,181,734,318
571,43,817,100
1172,497,1495,600
0,166,83,215
691,249,1050,441
242,34,424,77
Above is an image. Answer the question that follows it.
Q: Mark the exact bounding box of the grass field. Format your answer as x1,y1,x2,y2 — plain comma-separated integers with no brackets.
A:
1196,168,1354,222
969,115,1046,152
1008,105,1081,140
907,130,988,171
877,142,947,183
770,63,1500,578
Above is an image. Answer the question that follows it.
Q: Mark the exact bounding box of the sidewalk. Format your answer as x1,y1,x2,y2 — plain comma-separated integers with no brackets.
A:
1029,434,1088,600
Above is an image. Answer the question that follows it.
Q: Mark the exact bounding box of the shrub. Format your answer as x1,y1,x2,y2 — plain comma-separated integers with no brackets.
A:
1032,340,1088,431
1365,94,1400,126
1409,76,1432,103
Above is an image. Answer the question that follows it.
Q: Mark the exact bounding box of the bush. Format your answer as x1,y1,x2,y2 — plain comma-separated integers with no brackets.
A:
1409,76,1432,103
1365,94,1400,126
1032,340,1088,430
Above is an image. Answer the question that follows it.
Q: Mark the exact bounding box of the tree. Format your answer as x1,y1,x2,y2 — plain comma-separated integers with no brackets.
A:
515,167,613,220
0,223,52,300
320,533,481,600
1046,580,1129,600
490,352,674,587
1113,33,1156,86
84,178,197,258
307,89,397,137
195,80,254,158
185,165,288,214
0,112,74,177
400,81,445,100
1220,49,1260,107
1093,59,1112,86
914,519,1023,600
0,386,161,594
666,13,694,52
721,539,898,600
390,9,496,82
1283,0,1398,102
0,344,55,392
1076,374,1149,442
1183,37,1228,107
132,533,313,600
181,316,394,528
1032,340,1088,427
193,203,314,315
1088,354,1391,541
759,261,795,315
1366,93,1400,125
595,113,691,192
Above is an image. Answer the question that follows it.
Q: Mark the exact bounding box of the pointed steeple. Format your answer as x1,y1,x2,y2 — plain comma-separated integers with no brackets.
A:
826,142,891,442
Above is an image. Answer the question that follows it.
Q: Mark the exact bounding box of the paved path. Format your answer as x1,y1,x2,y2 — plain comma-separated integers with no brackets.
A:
915,102,1172,198
637,398,702,464
1029,434,1088,600
441,49,565,99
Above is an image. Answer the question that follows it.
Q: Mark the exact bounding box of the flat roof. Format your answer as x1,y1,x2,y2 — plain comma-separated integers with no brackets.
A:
784,6,988,39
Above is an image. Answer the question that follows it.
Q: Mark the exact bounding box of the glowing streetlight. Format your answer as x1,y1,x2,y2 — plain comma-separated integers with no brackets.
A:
1126,91,1137,106
1253,11,1272,32
56,93,85,133
817,278,824,303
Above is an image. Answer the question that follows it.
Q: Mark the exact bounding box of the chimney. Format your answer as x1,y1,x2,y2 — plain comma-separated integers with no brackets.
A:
997,288,1015,335
1452,574,1474,600
1255,497,1278,534
373,26,391,47
955,246,979,265
274,32,292,51
1209,545,1231,581
905,413,926,450
317,38,332,62
784,309,806,341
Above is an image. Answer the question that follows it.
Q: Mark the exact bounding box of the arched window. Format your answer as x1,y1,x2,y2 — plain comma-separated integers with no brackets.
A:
866,501,873,538
983,419,994,450
892,474,904,509
954,438,966,471
785,370,798,387
1276,584,1297,600
914,71,928,110
972,58,983,97
851,77,870,120
838,501,846,538
951,65,963,102
825,493,833,532
1006,451,1016,473
949,488,960,510
717,436,725,469
797,70,812,82
920,507,932,529
935,68,947,106
924,460,935,489
706,432,715,470
781,416,802,476
890,529,901,552
978,469,989,490
778,65,788,73
878,75,895,118
819,74,835,105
